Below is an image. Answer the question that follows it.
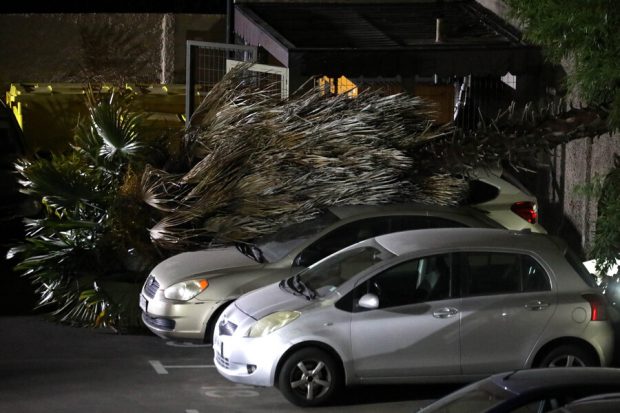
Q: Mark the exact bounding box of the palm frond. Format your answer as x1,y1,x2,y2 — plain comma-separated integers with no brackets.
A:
15,156,104,218
90,92,143,161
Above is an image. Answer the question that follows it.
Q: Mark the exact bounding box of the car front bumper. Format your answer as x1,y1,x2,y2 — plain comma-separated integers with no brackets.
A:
140,291,220,341
213,328,291,387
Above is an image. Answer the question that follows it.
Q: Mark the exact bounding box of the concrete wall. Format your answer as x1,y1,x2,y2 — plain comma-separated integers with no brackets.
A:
0,14,166,91
171,14,227,83
541,134,620,257
0,13,226,90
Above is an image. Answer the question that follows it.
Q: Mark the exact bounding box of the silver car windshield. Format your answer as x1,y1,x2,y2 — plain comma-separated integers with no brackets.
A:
280,245,391,299
255,211,340,263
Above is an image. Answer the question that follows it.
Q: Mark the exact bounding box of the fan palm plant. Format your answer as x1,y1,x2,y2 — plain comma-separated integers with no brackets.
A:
9,91,166,329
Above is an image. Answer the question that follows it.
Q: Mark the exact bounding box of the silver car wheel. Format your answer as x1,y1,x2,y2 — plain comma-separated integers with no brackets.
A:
278,347,341,407
290,360,331,400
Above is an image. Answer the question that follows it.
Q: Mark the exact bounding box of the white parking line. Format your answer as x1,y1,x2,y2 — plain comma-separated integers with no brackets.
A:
166,340,211,348
202,385,259,398
149,360,215,375
186,410,200,413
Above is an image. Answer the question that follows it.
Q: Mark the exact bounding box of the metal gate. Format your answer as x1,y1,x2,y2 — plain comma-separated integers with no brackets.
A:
185,41,257,127
225,60,289,100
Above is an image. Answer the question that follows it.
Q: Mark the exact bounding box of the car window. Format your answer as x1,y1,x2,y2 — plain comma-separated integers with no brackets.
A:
465,179,500,204
256,211,340,262
294,217,392,267
295,215,468,267
461,252,550,297
523,255,551,292
347,253,452,311
294,246,388,298
564,249,598,288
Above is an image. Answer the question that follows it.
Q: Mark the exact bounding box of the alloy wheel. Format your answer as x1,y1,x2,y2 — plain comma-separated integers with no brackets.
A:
289,359,332,400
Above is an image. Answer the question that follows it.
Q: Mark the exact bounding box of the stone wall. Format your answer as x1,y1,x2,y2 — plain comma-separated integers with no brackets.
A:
539,134,620,258
477,0,620,258
0,14,165,90
0,13,226,90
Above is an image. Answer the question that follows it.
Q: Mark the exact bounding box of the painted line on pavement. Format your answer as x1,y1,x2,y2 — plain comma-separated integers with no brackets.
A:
202,384,260,398
149,360,215,375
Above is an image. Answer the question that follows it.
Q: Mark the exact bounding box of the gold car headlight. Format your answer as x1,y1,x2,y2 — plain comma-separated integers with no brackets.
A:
247,311,301,338
163,279,209,301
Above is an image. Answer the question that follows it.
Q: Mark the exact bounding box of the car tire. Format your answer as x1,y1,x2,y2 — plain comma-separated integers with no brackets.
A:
203,302,231,344
278,347,342,407
538,344,598,367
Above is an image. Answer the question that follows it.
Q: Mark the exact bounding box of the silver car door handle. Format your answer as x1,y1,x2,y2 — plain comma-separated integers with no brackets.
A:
524,300,550,311
433,307,459,318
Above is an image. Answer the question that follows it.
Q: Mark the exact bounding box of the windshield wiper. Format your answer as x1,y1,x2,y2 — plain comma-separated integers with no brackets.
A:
279,277,303,297
279,275,316,300
292,274,317,300
235,242,266,263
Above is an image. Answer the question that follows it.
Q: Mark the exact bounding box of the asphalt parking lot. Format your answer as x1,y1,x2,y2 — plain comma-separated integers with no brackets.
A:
0,315,459,413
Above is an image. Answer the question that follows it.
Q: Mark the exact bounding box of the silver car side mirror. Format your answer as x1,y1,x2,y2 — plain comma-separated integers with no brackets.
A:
358,293,379,309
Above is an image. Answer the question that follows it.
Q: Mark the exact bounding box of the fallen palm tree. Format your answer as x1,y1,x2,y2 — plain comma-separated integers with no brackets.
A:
144,64,602,252
142,67,475,250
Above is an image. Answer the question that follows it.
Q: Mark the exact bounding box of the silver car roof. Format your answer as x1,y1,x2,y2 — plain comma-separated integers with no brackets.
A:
374,227,560,256
327,203,486,220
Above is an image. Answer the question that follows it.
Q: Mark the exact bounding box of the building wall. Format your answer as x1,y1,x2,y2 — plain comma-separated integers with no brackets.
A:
171,14,227,83
0,14,166,91
0,13,226,90
0,13,226,153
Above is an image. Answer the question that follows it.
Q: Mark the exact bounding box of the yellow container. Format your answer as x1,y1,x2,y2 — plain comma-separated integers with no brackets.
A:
6,83,186,156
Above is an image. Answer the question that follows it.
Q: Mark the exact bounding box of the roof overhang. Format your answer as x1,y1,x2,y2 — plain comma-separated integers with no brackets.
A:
234,0,542,77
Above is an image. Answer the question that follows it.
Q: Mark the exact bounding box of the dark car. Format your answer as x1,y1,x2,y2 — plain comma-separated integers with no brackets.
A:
418,368,620,413
548,393,620,412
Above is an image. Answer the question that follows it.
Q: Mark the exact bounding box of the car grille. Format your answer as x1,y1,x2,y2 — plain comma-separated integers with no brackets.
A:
142,312,175,331
215,352,230,369
218,319,237,336
144,275,159,298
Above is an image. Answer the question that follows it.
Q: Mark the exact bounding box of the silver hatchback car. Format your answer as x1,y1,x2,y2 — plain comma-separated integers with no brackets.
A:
213,228,614,407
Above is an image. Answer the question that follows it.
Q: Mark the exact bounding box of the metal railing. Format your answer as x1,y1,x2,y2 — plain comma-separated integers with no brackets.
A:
185,41,257,127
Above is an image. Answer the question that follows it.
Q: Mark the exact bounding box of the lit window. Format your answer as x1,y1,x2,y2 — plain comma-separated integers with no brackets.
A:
317,76,358,97
501,72,516,90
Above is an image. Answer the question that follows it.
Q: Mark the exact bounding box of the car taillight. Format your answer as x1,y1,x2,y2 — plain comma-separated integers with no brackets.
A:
511,201,537,224
582,294,607,321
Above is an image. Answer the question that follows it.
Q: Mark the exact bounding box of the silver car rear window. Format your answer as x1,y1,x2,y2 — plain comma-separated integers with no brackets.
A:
564,249,598,288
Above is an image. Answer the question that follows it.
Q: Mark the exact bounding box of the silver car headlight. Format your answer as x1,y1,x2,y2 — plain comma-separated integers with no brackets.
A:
163,279,208,301
247,311,301,338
